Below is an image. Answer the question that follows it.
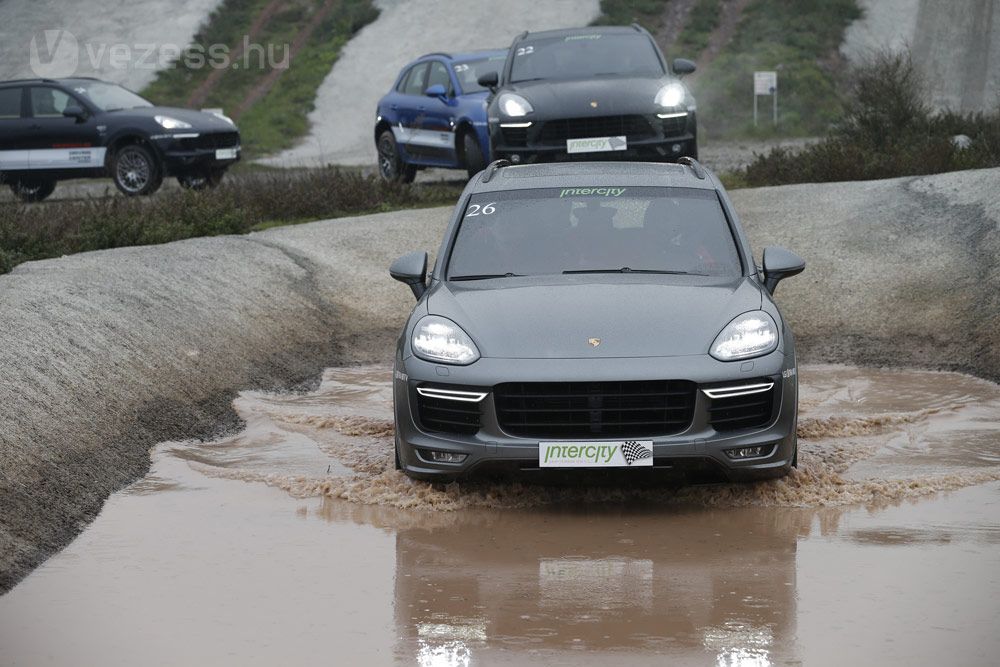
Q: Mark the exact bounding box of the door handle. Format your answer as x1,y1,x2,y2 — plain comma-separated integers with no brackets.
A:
390,104,398,110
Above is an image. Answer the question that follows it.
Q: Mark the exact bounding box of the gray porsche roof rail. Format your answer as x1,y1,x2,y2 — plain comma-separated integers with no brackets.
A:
420,52,451,59
677,156,706,180
481,159,511,183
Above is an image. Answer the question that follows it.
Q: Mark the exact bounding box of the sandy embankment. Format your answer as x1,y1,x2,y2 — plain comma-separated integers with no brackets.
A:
1,167,999,590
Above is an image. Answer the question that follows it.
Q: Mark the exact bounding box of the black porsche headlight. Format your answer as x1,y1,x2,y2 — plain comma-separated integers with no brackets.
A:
710,311,779,361
412,316,481,365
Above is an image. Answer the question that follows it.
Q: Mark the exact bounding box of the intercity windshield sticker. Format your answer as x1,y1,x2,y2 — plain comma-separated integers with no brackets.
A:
565,34,602,41
559,187,627,198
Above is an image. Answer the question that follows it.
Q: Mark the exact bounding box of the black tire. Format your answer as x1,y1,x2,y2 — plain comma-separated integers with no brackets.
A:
394,435,402,471
462,131,486,179
376,130,416,183
9,178,56,203
178,169,225,190
112,143,163,196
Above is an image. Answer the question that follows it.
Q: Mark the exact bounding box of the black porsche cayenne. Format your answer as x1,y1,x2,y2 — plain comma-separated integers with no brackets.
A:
479,25,698,165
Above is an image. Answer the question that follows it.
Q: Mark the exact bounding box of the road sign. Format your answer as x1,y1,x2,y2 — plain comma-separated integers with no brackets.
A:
754,71,777,95
753,71,778,127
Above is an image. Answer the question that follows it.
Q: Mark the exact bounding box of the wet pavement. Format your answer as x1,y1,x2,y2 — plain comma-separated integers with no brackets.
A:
1,365,998,666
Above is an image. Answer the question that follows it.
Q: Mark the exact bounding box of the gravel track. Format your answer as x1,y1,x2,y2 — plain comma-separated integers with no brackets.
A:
2,167,999,591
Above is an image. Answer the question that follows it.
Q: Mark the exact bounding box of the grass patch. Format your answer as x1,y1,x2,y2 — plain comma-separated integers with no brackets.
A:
737,51,1000,185
141,0,378,158
673,0,722,56
689,0,861,138
0,170,461,274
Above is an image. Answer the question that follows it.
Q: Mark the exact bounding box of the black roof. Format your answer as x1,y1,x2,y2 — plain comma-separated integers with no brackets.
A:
516,25,647,42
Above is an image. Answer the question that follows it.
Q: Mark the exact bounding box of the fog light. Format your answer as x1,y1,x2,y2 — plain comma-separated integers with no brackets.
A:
725,445,767,460
422,450,468,464
671,143,682,153
510,154,521,163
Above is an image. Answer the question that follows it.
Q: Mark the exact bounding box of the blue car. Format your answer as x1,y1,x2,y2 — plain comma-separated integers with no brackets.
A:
375,50,506,182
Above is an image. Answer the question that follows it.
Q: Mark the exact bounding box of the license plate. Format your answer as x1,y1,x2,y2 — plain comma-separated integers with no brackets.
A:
215,147,239,160
539,440,653,468
566,135,627,154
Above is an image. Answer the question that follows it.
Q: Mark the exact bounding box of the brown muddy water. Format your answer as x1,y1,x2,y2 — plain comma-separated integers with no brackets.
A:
1,365,999,666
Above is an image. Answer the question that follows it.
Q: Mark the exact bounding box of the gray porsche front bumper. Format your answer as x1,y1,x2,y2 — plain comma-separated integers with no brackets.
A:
393,348,798,482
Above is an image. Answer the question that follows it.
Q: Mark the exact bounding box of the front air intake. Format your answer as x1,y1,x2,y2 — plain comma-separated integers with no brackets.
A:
705,381,777,431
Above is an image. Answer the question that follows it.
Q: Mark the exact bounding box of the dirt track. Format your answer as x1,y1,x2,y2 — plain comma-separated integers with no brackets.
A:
2,167,999,591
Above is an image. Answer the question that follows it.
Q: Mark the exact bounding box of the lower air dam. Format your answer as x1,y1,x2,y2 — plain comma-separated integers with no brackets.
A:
1,364,998,664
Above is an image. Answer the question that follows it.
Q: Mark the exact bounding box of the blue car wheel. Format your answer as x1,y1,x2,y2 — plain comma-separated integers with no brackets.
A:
377,130,417,183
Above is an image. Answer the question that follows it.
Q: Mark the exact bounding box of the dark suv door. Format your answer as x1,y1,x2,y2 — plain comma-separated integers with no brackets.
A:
26,85,104,171
0,86,31,171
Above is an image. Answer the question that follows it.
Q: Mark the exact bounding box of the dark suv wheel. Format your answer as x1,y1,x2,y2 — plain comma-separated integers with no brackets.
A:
112,144,163,196
8,178,56,203
462,132,486,179
377,130,416,183
178,169,225,190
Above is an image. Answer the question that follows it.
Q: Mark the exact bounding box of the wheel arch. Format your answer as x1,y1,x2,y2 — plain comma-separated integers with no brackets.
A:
105,133,159,168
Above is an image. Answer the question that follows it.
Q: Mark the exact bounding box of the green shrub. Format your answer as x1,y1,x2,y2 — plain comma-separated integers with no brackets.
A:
740,51,1000,185
0,169,461,274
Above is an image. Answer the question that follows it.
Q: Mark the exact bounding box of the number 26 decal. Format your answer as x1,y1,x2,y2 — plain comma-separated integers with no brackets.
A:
467,202,497,217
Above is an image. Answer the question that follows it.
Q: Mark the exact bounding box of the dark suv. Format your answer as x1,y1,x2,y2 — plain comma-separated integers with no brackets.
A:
0,77,240,201
479,25,698,165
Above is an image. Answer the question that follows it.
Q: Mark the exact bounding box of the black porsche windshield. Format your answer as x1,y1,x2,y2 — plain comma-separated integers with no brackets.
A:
510,33,664,82
67,81,152,112
447,187,742,279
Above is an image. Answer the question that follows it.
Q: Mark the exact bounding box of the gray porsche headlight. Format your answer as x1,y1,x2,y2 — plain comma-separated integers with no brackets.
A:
412,316,480,365
710,311,779,361
498,93,533,118
655,82,686,108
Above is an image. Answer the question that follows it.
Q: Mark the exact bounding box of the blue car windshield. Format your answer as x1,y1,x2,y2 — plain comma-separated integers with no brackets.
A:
453,56,506,93
510,33,664,82
447,187,742,279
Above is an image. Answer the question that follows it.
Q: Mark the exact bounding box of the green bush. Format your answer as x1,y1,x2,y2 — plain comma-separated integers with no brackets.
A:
740,51,1000,185
0,170,461,274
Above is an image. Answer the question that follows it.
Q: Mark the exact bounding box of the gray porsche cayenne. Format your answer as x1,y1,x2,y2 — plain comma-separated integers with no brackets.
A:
389,158,805,482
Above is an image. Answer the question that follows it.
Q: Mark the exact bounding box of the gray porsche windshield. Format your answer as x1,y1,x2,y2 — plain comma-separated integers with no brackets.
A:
447,187,742,279
510,33,664,82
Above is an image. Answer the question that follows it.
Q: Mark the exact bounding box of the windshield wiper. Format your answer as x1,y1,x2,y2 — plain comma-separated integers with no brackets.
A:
449,272,523,281
563,267,705,275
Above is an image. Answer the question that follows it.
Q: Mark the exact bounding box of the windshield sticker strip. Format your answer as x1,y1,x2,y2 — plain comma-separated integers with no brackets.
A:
559,187,627,198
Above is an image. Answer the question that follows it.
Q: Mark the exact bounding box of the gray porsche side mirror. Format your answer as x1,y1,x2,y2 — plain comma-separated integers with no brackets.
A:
390,251,428,300
477,71,499,91
762,246,805,295
672,58,696,76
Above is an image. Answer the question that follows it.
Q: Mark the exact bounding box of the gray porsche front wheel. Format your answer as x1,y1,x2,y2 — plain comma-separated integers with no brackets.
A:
112,144,163,197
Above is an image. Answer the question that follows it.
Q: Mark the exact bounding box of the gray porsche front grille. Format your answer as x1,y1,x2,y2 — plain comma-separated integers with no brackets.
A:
494,380,696,438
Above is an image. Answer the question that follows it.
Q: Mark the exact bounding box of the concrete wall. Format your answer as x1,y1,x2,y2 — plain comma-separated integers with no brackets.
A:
844,0,1000,112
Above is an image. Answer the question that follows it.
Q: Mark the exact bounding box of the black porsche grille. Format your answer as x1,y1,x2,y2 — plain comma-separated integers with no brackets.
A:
176,131,240,151
537,115,656,145
500,126,529,147
707,383,777,432
416,391,481,435
495,380,696,438
661,114,688,137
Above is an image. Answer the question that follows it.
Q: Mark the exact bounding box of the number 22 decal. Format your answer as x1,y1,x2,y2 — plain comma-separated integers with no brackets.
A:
515,46,534,56
467,202,497,217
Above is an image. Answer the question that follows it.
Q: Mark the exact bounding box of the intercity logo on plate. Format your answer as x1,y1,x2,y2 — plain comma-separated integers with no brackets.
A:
539,441,653,468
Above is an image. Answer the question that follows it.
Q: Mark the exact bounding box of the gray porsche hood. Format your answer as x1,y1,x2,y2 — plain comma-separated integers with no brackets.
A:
427,276,763,359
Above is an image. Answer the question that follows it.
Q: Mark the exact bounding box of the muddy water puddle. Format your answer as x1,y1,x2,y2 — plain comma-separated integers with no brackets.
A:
1,365,999,665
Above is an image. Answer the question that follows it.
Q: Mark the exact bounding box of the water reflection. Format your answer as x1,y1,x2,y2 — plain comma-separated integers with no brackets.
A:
387,505,814,664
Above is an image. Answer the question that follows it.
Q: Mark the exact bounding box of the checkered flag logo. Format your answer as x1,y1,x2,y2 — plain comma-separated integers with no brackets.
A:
620,441,653,465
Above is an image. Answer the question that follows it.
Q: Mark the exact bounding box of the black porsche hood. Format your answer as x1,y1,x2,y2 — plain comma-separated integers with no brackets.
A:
106,106,237,132
503,76,676,119
428,276,763,359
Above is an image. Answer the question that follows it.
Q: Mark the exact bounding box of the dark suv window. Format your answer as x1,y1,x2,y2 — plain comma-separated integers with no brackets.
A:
400,63,429,96
0,87,22,119
511,33,664,82
448,187,741,278
30,87,74,118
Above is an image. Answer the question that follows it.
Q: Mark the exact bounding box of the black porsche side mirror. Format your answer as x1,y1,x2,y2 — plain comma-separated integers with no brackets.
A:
63,105,87,122
672,58,696,76
762,246,805,295
390,251,428,300
477,71,499,92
